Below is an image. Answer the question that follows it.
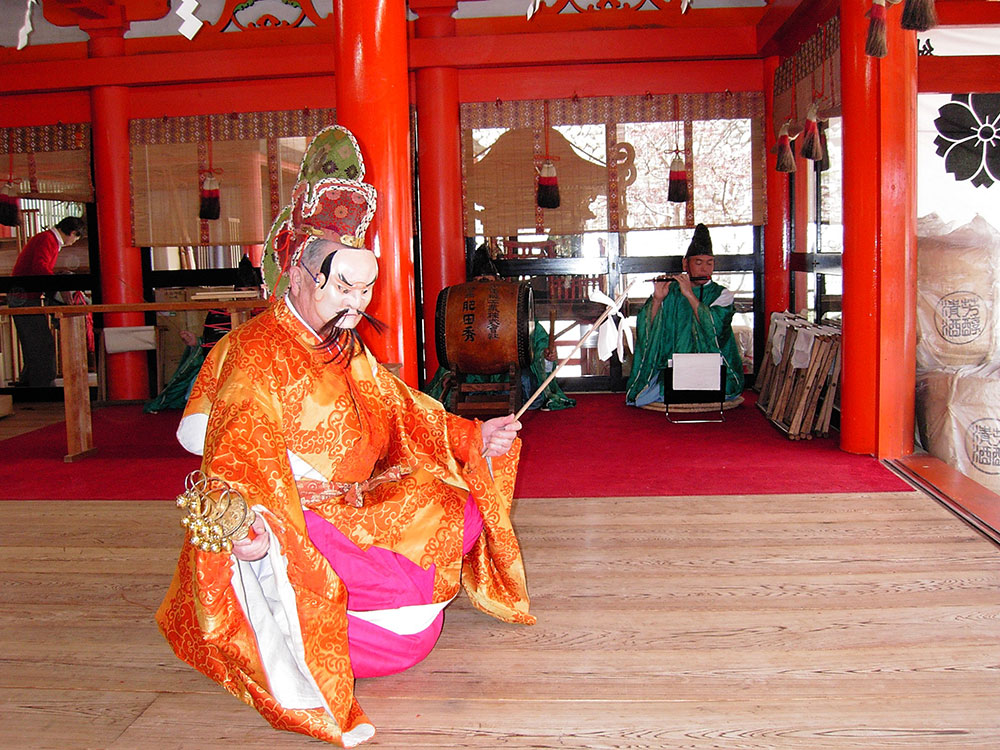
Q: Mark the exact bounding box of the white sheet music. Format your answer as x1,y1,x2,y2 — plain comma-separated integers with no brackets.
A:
671,353,722,391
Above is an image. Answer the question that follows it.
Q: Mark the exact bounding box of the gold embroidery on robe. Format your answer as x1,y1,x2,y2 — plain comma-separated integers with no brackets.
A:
157,298,533,747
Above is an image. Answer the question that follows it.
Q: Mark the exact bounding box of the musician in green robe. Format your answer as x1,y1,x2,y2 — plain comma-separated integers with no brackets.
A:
625,223,744,407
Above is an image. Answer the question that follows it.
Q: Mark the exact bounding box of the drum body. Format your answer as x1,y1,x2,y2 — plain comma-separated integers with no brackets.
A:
435,280,533,375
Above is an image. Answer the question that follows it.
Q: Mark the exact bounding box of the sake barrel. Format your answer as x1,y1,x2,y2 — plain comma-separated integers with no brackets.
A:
916,216,1000,369
435,280,533,375
916,362,1000,494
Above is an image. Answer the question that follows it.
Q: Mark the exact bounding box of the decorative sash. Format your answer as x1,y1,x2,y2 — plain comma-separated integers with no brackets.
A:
296,464,411,508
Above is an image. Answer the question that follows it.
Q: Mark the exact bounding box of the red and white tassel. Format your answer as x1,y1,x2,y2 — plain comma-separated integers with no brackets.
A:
901,0,937,32
774,123,797,173
866,0,888,58
0,182,20,227
800,102,824,163
815,120,831,173
536,159,560,209
667,153,688,203
199,174,221,220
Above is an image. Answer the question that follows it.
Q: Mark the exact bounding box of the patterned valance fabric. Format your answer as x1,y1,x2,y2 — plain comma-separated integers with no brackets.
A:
130,109,336,247
773,15,842,136
461,92,765,238
0,123,93,202
461,92,764,130
129,109,337,146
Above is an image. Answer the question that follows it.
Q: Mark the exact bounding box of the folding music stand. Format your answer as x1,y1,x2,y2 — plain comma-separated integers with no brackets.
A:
663,352,726,424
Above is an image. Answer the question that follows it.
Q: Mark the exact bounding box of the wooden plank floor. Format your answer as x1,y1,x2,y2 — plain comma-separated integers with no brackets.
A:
0,399,65,439
3,490,1000,749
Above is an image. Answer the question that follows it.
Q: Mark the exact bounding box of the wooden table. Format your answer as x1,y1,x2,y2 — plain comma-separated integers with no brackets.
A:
0,299,265,461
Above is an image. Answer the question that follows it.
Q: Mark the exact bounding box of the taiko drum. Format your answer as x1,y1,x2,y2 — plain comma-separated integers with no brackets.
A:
435,280,534,375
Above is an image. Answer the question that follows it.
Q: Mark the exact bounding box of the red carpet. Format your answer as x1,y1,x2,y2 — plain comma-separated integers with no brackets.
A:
2,406,199,501
513,392,912,497
1,392,910,501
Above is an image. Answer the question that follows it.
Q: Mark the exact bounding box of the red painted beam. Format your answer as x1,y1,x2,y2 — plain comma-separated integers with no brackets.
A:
0,76,340,127
1,25,763,98
0,43,336,95
44,0,169,25
919,55,1000,93
937,0,1000,25
454,7,766,35
0,91,91,126
129,76,337,119
45,0,119,23
758,0,839,58
409,26,759,69
755,0,809,55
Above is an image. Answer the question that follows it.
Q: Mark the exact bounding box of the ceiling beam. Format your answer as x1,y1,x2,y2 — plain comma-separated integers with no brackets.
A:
409,26,759,69
755,0,810,54
0,43,334,95
759,0,841,58
43,0,169,27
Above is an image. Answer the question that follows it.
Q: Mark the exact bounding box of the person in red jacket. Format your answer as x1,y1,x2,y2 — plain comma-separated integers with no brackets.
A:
9,216,85,386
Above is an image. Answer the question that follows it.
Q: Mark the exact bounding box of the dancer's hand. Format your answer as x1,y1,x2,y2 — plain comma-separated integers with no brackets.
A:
232,515,269,561
481,413,522,457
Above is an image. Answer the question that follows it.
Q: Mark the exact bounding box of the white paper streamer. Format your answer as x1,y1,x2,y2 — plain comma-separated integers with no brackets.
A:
16,0,37,51
589,287,632,362
177,0,204,41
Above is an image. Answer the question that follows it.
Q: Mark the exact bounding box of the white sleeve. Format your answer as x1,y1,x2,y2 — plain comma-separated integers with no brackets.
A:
176,412,209,455
229,513,376,745
229,513,326,710
710,287,735,307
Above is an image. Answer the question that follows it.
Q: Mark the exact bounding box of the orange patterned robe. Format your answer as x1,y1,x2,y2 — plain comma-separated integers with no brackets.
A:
156,298,534,747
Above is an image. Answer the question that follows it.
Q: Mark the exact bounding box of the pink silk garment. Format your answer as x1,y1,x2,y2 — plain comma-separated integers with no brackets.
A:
303,495,485,678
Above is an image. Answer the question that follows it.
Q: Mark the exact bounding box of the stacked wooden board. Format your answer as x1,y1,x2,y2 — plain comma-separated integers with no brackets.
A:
755,313,842,440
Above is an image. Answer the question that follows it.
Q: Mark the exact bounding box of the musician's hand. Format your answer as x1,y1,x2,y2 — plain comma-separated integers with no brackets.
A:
652,277,672,302
543,346,557,361
481,414,521,457
179,330,198,347
674,272,695,298
232,515,269,561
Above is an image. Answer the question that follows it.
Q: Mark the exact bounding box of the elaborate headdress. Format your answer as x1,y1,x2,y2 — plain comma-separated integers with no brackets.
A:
263,126,377,297
684,223,713,258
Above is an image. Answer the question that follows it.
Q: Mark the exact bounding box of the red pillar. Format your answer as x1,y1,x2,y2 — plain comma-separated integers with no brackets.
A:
876,19,917,459
89,28,149,399
762,56,790,323
332,0,418,386
839,0,879,454
792,142,811,309
413,2,465,382
839,0,917,457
